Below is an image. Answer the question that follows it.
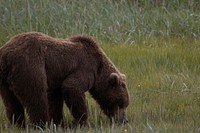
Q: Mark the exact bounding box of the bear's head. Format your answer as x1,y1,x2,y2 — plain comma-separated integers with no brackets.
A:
94,72,130,124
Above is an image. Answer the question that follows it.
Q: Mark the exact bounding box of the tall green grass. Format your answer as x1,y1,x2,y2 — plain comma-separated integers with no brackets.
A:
0,0,200,132
0,0,199,44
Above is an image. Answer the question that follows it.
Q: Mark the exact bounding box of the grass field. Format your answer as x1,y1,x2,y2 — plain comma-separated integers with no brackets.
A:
0,0,200,132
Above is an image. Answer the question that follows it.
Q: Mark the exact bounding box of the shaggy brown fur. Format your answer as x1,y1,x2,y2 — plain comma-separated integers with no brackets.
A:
0,32,129,127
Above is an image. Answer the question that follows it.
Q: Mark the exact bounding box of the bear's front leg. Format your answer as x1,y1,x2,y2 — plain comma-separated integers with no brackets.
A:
61,73,88,128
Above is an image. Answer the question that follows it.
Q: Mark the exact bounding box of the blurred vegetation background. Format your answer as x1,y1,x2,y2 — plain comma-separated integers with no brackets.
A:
0,0,199,45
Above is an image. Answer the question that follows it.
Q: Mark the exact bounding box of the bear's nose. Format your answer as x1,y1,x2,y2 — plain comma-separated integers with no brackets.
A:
117,108,128,124
123,117,128,124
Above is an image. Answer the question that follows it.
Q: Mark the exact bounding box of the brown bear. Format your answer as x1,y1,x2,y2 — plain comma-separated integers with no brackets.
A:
0,32,129,127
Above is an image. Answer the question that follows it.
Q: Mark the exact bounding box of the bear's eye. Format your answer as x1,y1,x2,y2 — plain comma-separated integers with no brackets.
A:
121,83,126,88
118,101,125,108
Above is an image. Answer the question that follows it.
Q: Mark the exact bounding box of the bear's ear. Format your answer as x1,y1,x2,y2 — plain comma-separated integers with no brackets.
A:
109,73,120,86
121,74,126,81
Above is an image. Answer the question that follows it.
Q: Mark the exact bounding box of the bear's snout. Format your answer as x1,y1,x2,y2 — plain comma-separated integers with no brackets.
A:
115,108,128,124
122,116,128,124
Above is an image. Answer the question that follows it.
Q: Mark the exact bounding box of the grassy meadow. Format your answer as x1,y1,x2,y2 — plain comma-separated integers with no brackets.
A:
0,0,200,132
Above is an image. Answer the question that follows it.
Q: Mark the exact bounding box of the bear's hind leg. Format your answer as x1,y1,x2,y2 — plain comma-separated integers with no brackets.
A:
0,88,25,127
9,68,50,128
25,91,50,128
48,90,64,126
